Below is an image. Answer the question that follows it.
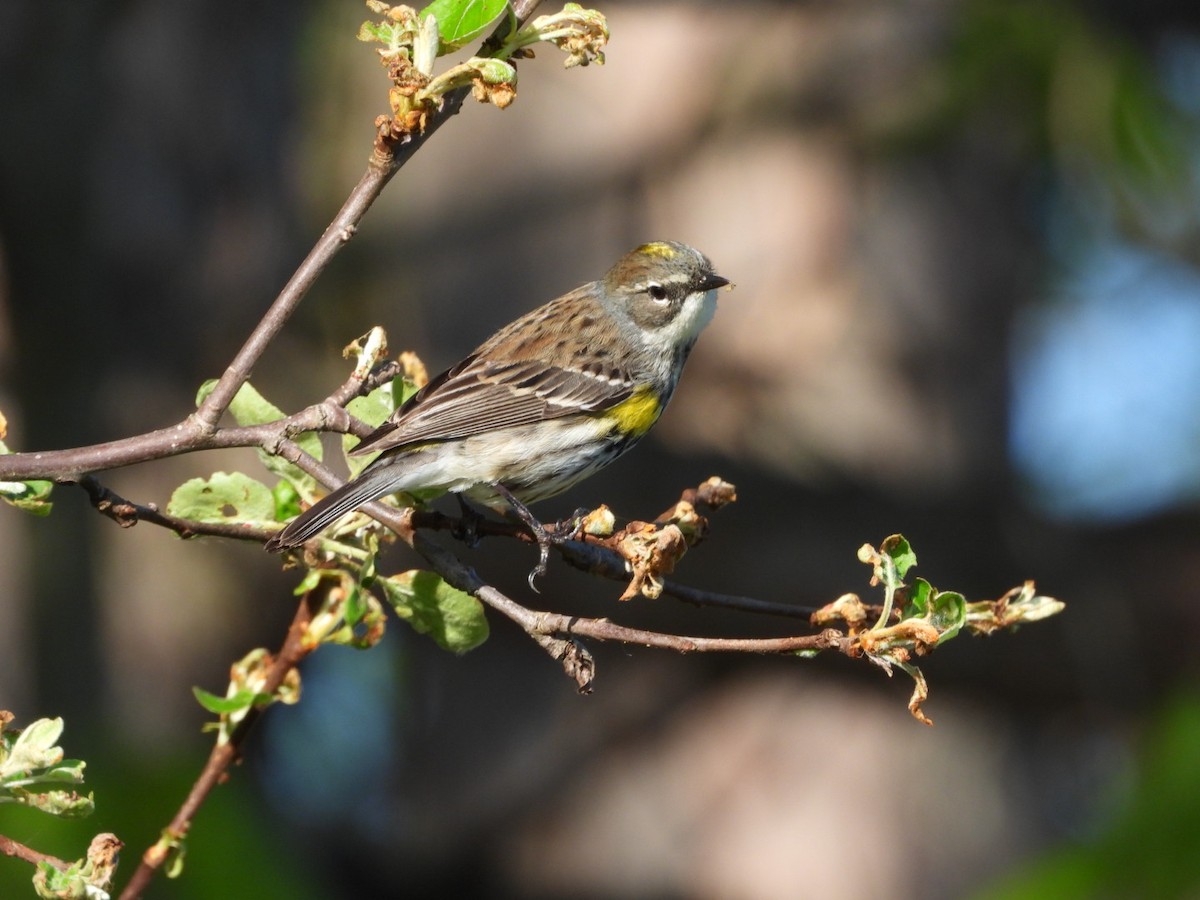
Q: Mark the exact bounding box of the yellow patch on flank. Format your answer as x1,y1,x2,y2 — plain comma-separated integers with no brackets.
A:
605,387,663,438
636,242,677,260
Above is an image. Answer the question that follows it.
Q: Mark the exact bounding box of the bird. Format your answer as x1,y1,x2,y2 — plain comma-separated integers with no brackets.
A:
265,240,730,578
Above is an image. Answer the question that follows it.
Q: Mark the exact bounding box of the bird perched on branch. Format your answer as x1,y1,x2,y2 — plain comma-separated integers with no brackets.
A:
266,241,731,581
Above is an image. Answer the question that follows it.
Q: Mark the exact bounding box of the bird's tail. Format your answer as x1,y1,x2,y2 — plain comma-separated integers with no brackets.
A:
264,464,406,552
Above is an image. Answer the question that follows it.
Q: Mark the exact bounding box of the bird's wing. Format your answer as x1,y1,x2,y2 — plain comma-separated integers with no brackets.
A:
349,354,636,456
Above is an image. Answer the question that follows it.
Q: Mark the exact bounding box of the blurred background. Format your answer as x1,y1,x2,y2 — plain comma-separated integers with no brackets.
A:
2,0,1199,897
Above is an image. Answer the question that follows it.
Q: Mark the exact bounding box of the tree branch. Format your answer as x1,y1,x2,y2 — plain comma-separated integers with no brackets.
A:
0,833,71,872
116,590,321,900
406,530,850,692
0,0,542,481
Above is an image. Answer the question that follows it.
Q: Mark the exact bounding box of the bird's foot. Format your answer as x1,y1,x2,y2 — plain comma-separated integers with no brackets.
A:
490,483,563,592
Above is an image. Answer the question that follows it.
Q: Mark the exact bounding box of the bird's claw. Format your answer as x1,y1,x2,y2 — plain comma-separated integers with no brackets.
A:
526,538,551,593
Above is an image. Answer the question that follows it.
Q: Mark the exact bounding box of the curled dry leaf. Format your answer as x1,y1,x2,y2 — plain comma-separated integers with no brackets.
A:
556,638,595,693
389,55,431,99
857,619,942,657
966,580,1065,634
904,663,933,726
616,521,688,600
472,77,516,108
811,593,869,631
529,4,610,68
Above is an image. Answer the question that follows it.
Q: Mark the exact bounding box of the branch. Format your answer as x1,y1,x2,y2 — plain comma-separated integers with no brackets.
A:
76,475,276,542
555,539,819,619
0,0,543,482
0,375,361,482
0,833,71,872
116,590,321,900
407,530,850,692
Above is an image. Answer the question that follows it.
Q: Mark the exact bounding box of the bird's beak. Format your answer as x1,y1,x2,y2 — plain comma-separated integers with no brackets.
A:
702,273,731,291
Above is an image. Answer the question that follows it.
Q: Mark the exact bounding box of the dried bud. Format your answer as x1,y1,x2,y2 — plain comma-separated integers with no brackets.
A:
580,504,615,537
398,350,429,389
616,521,688,600
656,499,708,545
695,476,737,508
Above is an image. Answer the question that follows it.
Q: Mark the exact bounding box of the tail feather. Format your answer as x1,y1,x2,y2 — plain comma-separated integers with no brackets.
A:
265,465,403,551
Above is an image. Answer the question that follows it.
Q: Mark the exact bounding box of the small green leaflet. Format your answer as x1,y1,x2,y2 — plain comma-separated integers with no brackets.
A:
879,534,917,582
0,716,94,819
342,382,399,476
192,686,272,716
420,0,509,51
899,578,966,644
0,438,53,516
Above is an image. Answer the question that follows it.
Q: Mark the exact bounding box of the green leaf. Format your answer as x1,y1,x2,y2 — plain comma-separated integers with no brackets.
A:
0,716,93,819
894,579,964,644
0,479,53,515
167,472,277,527
343,382,399,476
394,374,420,407
421,0,509,51
34,857,106,899
379,569,489,653
0,438,54,515
191,686,267,716
1,717,64,776
344,585,367,628
9,786,94,818
929,590,966,643
879,534,917,581
471,56,517,84
901,577,934,619
272,478,302,522
164,839,187,879
293,567,323,596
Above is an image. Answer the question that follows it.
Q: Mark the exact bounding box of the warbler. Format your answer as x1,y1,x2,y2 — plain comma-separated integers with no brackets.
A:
265,241,730,562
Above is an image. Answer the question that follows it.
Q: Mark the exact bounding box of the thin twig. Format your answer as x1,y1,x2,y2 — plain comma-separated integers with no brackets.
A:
75,475,276,542
0,833,71,871
409,531,850,690
116,591,320,900
410,504,820,619
555,539,819,618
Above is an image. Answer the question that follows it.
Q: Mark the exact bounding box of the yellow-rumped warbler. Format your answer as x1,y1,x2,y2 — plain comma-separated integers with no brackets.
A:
265,241,729,559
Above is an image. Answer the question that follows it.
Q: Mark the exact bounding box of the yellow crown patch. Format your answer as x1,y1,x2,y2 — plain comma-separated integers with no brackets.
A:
635,242,678,260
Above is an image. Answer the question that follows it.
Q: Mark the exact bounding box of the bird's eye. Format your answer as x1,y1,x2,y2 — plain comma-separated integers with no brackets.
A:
647,283,668,302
